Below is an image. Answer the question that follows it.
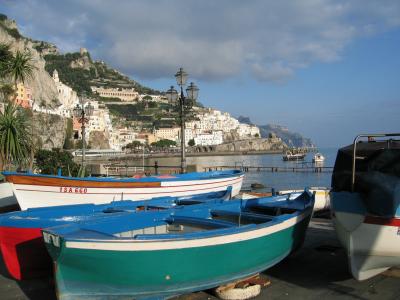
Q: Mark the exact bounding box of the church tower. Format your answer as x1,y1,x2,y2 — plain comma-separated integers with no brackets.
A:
52,69,59,82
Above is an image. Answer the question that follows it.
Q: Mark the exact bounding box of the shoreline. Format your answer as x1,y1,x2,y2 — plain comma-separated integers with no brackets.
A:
81,150,284,163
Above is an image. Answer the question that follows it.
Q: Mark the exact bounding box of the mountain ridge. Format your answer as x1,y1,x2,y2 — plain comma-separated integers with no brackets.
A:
237,116,314,148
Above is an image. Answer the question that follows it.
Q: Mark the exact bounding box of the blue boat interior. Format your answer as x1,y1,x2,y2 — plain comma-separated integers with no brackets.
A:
44,191,314,242
0,188,232,228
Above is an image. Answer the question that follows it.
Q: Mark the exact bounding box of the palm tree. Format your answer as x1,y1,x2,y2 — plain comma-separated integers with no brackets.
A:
0,43,13,103
0,103,31,170
7,50,35,98
6,49,36,170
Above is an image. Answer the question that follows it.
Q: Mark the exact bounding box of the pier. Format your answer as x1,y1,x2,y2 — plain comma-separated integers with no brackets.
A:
203,165,334,173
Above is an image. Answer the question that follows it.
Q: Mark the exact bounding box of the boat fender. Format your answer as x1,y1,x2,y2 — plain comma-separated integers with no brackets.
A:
215,284,261,300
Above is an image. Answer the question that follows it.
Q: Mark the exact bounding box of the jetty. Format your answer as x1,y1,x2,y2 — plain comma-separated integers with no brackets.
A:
204,165,333,173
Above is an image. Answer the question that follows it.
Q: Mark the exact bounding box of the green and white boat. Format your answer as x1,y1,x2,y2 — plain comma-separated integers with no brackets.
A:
43,190,314,299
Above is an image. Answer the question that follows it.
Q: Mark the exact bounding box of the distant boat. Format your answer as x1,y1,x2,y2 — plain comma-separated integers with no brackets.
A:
0,188,232,280
43,191,314,299
312,153,325,163
282,151,306,161
331,133,400,280
2,170,243,210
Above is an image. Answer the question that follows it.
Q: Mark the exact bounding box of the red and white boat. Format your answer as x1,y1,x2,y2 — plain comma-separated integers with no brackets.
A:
331,133,400,280
2,170,244,210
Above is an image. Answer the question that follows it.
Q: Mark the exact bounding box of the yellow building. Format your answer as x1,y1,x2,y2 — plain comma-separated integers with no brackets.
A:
14,83,33,108
154,127,181,142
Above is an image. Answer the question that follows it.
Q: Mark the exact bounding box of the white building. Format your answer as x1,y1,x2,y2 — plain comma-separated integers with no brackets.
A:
237,123,261,138
194,131,224,146
185,108,260,142
52,70,79,117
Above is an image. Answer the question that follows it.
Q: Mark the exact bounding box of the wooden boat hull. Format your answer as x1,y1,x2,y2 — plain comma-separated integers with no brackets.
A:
331,192,400,280
3,171,243,210
44,207,312,299
0,189,232,280
0,226,52,280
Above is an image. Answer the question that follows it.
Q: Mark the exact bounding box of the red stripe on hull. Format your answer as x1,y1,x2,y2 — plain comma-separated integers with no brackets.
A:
364,216,400,227
0,226,52,280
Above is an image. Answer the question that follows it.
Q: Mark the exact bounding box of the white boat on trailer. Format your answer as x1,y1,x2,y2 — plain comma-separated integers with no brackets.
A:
2,170,244,210
330,133,400,280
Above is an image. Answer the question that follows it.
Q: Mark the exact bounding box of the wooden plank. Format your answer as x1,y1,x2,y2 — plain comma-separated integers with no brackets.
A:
215,274,270,293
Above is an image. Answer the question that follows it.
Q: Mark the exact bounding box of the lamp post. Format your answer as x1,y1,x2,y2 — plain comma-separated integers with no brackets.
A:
165,68,199,173
73,98,94,167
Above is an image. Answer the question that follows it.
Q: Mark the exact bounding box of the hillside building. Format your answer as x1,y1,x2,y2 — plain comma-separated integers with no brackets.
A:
14,83,33,108
154,127,181,143
91,86,139,102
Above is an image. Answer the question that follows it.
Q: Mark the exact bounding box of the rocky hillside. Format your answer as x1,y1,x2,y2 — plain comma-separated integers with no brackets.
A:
0,14,59,108
238,116,314,148
259,124,314,148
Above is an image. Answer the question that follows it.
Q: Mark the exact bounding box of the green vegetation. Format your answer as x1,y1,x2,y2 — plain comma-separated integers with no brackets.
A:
151,139,176,149
8,50,36,90
96,96,122,102
44,53,93,95
0,42,36,170
43,51,161,96
188,139,195,147
0,104,31,170
35,148,80,176
123,141,143,152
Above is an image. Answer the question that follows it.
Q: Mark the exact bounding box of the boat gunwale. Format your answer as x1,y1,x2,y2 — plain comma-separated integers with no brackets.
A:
3,170,244,184
44,207,312,249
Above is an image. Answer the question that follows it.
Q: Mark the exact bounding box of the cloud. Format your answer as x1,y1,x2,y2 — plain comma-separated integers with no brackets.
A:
3,0,400,82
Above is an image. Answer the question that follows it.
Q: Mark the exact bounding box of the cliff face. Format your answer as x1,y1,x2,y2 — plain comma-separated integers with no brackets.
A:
33,112,66,150
89,131,110,149
1,17,66,150
0,20,59,108
259,124,314,148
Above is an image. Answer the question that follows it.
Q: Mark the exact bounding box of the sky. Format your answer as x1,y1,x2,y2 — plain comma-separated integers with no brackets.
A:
2,0,400,147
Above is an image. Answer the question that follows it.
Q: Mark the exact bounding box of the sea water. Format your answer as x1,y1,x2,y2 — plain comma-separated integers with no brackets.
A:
142,148,338,192
187,148,338,191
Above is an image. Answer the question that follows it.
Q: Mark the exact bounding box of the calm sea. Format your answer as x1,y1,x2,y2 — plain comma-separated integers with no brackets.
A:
143,148,339,192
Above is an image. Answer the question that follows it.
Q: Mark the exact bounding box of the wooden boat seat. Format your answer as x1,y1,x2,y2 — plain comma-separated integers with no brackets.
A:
246,204,298,216
166,216,237,228
211,209,275,224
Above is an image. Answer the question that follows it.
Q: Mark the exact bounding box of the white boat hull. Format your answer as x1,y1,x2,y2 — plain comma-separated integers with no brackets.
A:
10,175,244,210
0,182,18,210
331,192,400,280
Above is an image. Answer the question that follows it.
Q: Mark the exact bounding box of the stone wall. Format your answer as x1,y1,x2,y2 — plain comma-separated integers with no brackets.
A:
214,137,286,152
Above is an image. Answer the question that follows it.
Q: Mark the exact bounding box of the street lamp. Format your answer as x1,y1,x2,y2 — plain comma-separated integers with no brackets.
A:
73,98,94,167
166,68,199,173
